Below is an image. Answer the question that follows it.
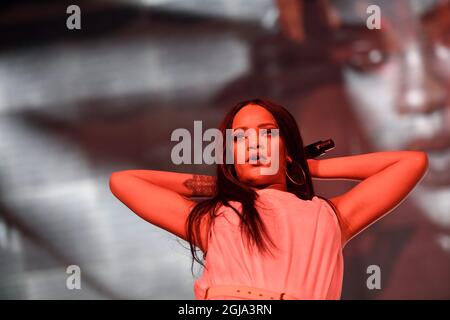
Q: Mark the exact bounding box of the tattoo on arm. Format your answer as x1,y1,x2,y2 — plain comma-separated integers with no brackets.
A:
183,175,217,197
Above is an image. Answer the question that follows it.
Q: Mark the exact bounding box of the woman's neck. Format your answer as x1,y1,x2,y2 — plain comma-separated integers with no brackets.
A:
253,183,287,192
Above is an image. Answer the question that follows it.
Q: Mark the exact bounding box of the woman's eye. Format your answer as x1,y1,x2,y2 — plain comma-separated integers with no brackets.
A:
346,48,389,72
233,133,245,141
261,129,278,137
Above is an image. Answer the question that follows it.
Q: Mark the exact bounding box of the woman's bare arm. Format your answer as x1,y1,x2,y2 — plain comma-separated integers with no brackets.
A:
307,151,429,244
112,170,217,198
109,170,217,252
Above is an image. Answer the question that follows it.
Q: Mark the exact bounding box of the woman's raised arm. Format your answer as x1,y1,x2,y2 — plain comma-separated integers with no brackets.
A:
111,170,217,198
307,151,428,244
109,170,216,252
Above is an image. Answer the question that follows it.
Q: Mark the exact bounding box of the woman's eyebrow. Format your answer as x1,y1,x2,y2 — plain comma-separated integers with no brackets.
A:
234,123,278,130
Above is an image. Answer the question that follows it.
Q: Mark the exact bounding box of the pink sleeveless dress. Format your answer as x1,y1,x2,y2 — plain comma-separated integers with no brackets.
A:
194,188,344,300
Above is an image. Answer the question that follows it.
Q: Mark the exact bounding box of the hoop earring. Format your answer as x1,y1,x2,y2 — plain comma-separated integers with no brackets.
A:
285,160,306,185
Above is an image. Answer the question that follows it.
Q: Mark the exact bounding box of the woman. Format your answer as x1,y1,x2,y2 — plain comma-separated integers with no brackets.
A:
109,98,428,300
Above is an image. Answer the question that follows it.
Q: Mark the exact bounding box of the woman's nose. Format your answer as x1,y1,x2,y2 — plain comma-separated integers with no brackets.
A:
248,134,266,150
248,142,260,151
397,44,448,115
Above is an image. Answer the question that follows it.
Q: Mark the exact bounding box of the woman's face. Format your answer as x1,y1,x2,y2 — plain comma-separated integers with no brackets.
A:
330,1,450,188
231,104,288,189
328,1,450,229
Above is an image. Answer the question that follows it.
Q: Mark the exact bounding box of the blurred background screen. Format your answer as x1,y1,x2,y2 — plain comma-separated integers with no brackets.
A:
0,0,449,299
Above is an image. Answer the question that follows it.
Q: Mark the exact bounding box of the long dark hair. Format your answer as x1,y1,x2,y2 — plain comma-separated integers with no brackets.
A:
186,98,326,275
